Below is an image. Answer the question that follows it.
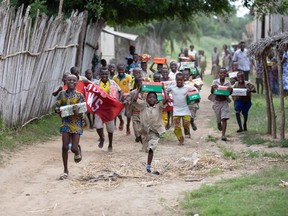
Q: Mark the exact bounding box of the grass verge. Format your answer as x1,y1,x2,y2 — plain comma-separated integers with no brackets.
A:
0,113,60,152
181,165,288,216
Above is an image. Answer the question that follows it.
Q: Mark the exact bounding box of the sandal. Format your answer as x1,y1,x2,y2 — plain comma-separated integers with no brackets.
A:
59,173,68,180
74,145,82,163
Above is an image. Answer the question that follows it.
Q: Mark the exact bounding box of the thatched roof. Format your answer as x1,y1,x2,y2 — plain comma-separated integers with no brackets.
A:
248,31,288,57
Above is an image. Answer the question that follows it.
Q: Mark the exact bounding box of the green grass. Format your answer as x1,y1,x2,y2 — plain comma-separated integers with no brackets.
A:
206,135,219,143
181,166,288,216
0,113,60,152
218,146,238,160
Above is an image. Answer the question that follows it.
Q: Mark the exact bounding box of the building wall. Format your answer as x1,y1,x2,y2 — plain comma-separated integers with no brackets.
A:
254,14,288,42
100,27,115,64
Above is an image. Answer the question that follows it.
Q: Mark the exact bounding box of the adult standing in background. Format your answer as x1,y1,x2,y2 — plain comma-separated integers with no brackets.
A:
212,47,219,67
125,45,136,65
222,44,231,71
189,44,198,62
232,41,251,81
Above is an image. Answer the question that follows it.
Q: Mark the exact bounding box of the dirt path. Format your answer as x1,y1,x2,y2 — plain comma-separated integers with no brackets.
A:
0,83,287,216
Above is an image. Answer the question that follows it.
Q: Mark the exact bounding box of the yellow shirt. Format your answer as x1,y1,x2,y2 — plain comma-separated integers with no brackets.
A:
99,81,110,94
113,74,132,93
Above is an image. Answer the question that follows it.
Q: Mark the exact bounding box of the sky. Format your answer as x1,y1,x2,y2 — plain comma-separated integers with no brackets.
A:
231,0,250,17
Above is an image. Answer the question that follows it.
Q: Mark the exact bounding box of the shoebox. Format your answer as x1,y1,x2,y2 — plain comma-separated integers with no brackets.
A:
157,93,163,101
213,86,230,96
231,88,247,96
60,102,87,118
192,78,203,86
191,67,197,75
186,91,201,104
229,71,238,78
141,81,163,93
154,57,166,64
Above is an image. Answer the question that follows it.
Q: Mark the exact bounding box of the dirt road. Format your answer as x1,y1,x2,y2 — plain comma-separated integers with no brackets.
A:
0,84,286,216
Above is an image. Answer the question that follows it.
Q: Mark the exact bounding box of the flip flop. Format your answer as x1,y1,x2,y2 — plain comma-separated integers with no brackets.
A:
59,173,68,180
74,145,82,163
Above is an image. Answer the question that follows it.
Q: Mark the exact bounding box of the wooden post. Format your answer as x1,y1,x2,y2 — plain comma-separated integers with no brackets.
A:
276,49,285,140
262,55,277,138
58,0,64,19
262,56,272,135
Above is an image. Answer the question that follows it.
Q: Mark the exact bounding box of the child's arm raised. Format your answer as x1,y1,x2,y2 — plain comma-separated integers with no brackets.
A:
149,62,156,73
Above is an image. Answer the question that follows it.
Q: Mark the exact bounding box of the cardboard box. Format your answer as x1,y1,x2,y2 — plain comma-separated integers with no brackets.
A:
229,72,238,78
231,88,247,96
213,86,230,96
190,68,197,75
60,102,87,118
154,57,166,64
187,91,201,104
141,81,163,93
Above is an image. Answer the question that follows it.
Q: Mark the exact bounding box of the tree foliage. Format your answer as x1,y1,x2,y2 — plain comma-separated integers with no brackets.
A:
6,0,234,25
242,0,288,16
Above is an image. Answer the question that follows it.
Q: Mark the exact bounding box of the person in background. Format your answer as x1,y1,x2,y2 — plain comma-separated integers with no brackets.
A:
232,41,251,81
108,64,116,79
125,45,136,65
85,69,95,129
113,64,133,134
222,44,231,71
52,72,70,97
169,61,179,80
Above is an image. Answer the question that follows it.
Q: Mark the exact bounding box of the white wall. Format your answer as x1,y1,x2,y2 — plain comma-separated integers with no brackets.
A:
100,27,115,64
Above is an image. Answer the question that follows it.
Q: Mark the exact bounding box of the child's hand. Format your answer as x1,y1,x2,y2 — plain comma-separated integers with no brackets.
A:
212,84,218,89
72,105,80,115
58,86,63,91
138,82,142,90
227,86,233,92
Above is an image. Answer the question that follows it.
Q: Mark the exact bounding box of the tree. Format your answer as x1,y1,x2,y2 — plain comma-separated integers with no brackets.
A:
243,0,288,16
7,0,234,25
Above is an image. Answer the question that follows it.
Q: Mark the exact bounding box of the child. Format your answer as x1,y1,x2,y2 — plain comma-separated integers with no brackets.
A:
153,73,169,128
108,64,116,79
130,67,142,90
182,69,200,138
52,72,70,97
55,74,84,180
233,71,256,132
93,68,123,152
210,68,233,141
161,67,172,81
134,83,168,173
255,60,264,94
113,64,133,134
124,78,144,142
166,73,197,144
169,61,179,80
85,69,95,129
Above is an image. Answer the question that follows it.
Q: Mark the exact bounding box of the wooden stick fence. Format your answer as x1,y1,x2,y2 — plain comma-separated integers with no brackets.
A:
0,4,103,128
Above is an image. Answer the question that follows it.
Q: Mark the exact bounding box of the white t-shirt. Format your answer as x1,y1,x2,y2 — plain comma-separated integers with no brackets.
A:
232,49,250,71
166,85,196,116
168,71,180,80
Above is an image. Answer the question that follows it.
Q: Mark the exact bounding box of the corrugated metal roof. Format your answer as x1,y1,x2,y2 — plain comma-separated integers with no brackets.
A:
102,28,138,41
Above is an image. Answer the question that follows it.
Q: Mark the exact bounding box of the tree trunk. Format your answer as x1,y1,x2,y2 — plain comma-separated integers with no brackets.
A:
262,55,277,138
277,50,285,140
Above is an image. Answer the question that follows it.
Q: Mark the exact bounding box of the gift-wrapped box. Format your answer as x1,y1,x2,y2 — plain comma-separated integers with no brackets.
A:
190,68,197,75
231,88,247,96
60,102,87,118
179,62,195,70
229,72,238,78
192,78,203,86
213,86,230,96
154,57,166,64
157,93,163,101
141,54,151,62
187,91,201,104
141,81,162,93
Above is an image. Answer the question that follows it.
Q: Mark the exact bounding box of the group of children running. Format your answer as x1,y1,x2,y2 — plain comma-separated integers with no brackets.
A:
53,52,256,180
